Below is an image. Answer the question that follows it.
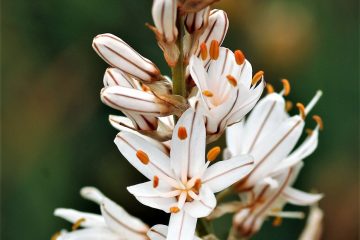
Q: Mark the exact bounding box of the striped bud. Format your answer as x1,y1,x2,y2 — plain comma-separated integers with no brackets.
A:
179,0,220,13
152,0,178,43
185,7,210,34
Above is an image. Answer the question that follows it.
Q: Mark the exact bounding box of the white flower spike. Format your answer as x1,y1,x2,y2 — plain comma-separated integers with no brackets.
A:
115,108,254,240
190,46,265,142
52,187,149,240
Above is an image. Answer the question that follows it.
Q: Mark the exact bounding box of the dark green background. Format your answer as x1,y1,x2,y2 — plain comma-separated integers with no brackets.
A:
2,0,358,239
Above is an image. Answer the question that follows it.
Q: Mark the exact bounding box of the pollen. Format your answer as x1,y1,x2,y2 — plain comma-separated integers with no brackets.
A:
266,83,274,94
226,75,237,87
272,216,282,227
234,50,245,65
312,115,324,130
178,126,188,140
252,71,264,86
153,176,159,188
72,218,86,231
200,42,208,61
170,206,180,213
281,79,291,96
285,100,293,112
136,150,150,165
209,40,220,60
296,103,306,119
202,90,214,97
207,146,221,161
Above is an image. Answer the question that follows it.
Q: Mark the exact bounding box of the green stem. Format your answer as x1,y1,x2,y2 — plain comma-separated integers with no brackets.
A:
172,15,186,98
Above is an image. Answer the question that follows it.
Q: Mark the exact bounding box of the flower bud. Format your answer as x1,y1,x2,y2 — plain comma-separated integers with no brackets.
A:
93,34,161,82
152,0,178,43
103,67,140,89
184,7,210,34
179,0,220,13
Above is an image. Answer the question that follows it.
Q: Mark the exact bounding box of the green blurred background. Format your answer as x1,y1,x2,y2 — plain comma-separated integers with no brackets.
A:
2,0,358,239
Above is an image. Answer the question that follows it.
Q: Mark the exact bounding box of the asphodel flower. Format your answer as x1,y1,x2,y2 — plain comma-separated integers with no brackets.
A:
225,83,323,190
233,163,323,237
190,45,265,142
147,224,201,240
52,187,150,240
115,108,254,240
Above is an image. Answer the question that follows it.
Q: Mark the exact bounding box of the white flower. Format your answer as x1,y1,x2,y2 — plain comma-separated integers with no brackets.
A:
114,108,254,240
53,187,149,240
189,46,265,142
226,86,323,190
233,163,323,237
147,224,201,240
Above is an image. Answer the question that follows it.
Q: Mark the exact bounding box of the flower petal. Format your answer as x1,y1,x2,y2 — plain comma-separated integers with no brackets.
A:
225,120,246,157
166,211,197,240
55,228,120,240
103,67,141,88
80,186,105,204
93,33,160,82
147,224,168,240
114,131,172,180
184,185,216,218
170,108,206,181
282,187,323,206
54,208,106,228
202,155,254,193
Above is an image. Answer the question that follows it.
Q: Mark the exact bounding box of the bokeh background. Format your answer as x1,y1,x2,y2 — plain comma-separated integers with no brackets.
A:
2,0,358,239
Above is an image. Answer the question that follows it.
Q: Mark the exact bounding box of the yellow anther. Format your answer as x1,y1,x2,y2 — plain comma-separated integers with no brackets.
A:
200,42,208,61
285,100,293,112
266,83,275,94
170,206,180,213
272,216,282,227
207,146,221,161
252,71,264,86
178,126,188,140
72,218,86,231
281,79,291,96
202,90,214,97
234,50,245,65
226,75,238,87
193,179,202,192
296,103,306,119
51,231,61,240
209,40,220,60
312,115,323,130
136,150,150,165
153,176,159,188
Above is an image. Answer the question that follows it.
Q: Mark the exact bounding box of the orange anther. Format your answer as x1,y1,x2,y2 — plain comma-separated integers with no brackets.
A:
312,115,323,130
252,71,264,86
72,218,86,231
141,84,151,92
200,42,208,61
170,206,180,213
136,150,150,165
234,50,245,65
226,75,237,87
194,179,202,192
51,232,61,240
281,79,291,96
296,103,306,119
207,146,221,161
209,40,220,60
266,83,274,94
178,126,188,140
202,90,214,97
272,216,282,227
153,176,159,188
285,100,293,112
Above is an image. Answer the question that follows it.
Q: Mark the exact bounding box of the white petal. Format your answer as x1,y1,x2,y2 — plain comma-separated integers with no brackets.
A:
114,131,172,180
226,120,246,157
166,212,197,240
282,187,323,206
103,67,141,88
101,86,170,116
101,197,149,239
54,208,106,228
170,108,206,182
80,186,105,204
184,185,216,218
147,224,168,240
152,0,178,42
93,34,160,82
189,56,210,111
127,181,177,213
202,155,254,193
55,228,119,240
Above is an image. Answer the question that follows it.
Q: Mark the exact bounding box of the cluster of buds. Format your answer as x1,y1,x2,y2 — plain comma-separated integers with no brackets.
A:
52,1,324,240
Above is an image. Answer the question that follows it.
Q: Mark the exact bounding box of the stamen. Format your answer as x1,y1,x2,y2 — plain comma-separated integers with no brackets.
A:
202,90,214,97
72,218,86,231
226,75,238,87
51,231,61,240
296,103,306,119
285,100,293,112
272,216,282,227
153,176,159,188
266,83,275,94
281,79,291,96
178,126,188,140
170,206,180,213
200,42,208,61
207,146,221,161
193,179,202,192
312,115,324,130
306,128,313,136
305,90,323,115
234,50,245,65
136,150,150,165
209,40,220,60
252,71,264,86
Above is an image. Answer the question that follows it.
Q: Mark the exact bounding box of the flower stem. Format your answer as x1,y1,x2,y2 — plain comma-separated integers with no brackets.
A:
172,14,186,98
